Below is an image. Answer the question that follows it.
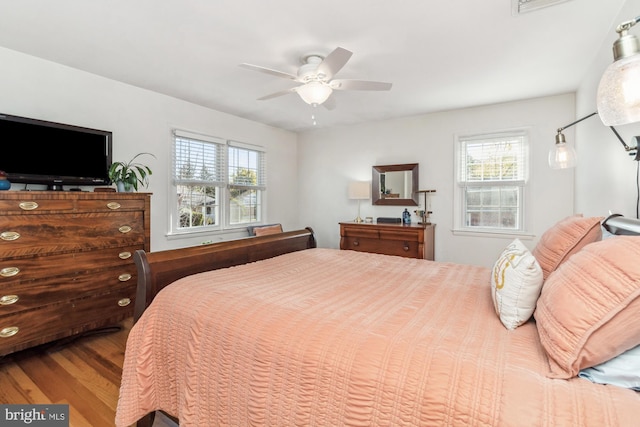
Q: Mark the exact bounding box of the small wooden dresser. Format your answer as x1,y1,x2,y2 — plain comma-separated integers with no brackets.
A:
339,221,435,260
0,191,150,355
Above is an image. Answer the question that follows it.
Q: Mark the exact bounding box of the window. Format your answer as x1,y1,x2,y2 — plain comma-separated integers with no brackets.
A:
455,130,529,233
171,130,265,234
227,141,266,225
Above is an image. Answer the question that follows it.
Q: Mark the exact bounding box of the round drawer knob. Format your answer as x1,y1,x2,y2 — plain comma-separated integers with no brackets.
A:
107,202,122,210
0,295,19,305
353,240,360,246
118,298,131,307
403,243,410,251
0,326,19,338
119,251,132,260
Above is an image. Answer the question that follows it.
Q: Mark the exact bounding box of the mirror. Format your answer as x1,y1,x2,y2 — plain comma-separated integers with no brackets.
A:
372,163,419,206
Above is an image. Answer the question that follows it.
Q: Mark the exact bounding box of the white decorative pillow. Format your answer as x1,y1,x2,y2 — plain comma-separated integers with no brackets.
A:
491,239,543,330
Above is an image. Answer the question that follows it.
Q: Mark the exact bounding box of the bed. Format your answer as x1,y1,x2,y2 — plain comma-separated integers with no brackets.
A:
116,218,640,426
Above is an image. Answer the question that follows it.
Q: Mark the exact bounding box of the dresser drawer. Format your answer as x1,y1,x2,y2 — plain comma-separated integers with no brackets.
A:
340,226,380,239
0,212,145,257
342,236,419,258
0,265,137,315
76,198,146,212
379,229,421,242
0,245,140,284
0,286,135,355
0,198,75,214
374,239,420,258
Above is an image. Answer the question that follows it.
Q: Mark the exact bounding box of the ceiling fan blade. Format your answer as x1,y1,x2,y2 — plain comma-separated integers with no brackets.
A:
330,79,392,91
239,63,298,81
256,87,299,101
315,47,352,80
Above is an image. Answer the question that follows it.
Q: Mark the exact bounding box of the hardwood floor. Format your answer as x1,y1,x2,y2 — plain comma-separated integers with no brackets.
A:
0,318,134,427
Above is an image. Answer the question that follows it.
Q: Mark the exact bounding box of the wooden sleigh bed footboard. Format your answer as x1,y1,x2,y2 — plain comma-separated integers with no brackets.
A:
133,227,317,322
129,227,316,427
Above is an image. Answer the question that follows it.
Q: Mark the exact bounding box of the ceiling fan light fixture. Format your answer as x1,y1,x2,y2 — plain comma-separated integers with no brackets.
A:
297,82,332,105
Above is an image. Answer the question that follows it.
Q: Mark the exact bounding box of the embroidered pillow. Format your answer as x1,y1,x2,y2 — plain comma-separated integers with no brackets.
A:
491,239,543,330
535,236,640,379
532,214,602,280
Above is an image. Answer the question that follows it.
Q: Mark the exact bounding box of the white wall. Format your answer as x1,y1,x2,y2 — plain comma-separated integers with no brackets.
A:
0,41,592,267
0,47,299,251
298,94,576,267
575,0,640,218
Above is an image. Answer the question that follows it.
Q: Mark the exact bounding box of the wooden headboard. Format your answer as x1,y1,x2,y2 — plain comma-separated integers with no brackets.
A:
133,227,316,322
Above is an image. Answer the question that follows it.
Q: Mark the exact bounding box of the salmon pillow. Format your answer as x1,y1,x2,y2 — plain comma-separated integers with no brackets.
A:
253,224,283,236
532,215,602,280
534,236,640,379
491,239,543,330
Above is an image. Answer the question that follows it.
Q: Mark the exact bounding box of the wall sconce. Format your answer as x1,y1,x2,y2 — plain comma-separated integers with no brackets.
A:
549,111,639,169
348,181,371,223
597,16,640,126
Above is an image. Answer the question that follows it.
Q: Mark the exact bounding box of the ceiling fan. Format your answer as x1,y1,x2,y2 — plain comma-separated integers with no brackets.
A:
239,47,392,108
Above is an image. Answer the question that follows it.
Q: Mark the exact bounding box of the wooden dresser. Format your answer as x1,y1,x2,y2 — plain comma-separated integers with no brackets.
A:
0,191,150,355
339,221,435,260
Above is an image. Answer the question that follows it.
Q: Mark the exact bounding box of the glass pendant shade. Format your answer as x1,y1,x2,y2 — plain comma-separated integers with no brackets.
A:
297,82,332,105
597,54,640,126
597,17,640,126
548,132,577,169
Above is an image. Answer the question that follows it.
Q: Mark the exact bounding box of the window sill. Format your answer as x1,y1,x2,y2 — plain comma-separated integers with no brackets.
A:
451,228,535,240
166,226,249,241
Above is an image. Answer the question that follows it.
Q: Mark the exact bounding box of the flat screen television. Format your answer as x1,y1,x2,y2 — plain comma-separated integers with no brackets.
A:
0,113,112,190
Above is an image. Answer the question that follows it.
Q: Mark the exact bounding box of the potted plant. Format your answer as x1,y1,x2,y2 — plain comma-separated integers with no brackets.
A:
108,152,155,192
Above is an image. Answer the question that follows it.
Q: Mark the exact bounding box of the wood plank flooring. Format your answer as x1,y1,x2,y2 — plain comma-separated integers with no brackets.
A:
0,318,136,427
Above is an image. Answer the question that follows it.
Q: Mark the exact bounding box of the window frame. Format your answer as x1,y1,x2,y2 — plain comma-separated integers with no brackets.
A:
168,129,266,237
453,128,531,236
226,140,266,227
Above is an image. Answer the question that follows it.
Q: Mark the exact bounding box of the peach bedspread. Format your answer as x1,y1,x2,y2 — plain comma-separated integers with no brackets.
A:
116,248,640,426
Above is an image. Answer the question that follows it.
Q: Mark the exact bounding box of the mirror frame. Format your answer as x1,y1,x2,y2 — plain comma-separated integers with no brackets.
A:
372,163,419,206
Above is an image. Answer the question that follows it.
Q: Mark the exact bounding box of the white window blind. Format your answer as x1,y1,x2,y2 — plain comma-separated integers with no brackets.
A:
459,132,527,184
173,130,226,186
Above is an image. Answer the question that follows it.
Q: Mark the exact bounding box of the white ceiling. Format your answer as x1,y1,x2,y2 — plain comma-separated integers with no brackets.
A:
0,0,628,132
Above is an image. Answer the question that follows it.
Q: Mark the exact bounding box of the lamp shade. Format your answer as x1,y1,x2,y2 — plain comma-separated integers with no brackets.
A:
597,54,640,126
297,82,332,105
348,181,370,200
